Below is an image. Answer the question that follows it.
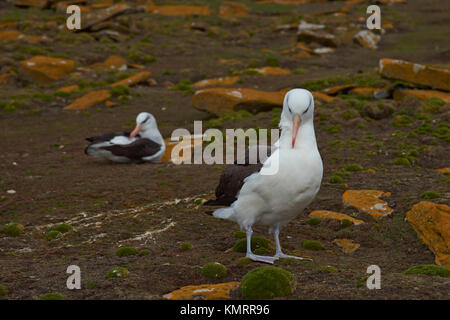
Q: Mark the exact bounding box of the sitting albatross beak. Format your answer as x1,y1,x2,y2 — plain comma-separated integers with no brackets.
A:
292,114,301,148
130,124,142,138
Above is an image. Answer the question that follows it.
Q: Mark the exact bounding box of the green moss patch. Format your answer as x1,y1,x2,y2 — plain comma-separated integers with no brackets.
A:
340,219,353,229
420,191,441,199
404,265,450,277
392,115,414,128
307,218,321,226
301,240,324,251
201,262,227,279
341,164,363,172
234,230,246,238
1,222,24,237
138,249,150,256
115,247,138,257
236,257,252,265
45,230,62,240
233,237,271,254
50,223,72,233
179,242,193,251
241,266,296,299
393,157,411,167
0,284,8,296
39,293,65,300
105,267,129,279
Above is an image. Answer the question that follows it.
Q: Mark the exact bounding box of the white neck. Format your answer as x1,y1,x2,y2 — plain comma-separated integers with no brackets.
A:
279,119,317,150
140,128,165,146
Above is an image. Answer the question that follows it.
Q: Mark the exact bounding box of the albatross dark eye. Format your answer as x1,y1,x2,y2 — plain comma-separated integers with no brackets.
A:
302,106,310,115
141,116,150,124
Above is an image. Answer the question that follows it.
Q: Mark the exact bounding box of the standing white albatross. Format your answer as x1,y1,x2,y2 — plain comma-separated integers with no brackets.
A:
213,88,323,264
85,112,165,163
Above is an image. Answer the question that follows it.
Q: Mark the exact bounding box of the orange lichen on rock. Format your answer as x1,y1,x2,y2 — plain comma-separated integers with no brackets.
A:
0,30,21,41
148,4,211,16
379,58,450,91
435,168,450,174
56,84,79,93
342,190,393,220
393,89,450,104
110,71,151,87
244,66,291,76
160,136,203,164
312,92,335,103
322,84,355,95
64,90,111,110
92,55,127,70
309,210,365,225
332,239,360,254
405,202,450,268
219,1,250,18
192,88,287,116
193,76,240,88
20,56,76,84
163,281,240,300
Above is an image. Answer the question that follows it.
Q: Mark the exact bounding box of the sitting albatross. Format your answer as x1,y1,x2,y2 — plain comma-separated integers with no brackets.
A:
212,88,323,264
85,112,165,163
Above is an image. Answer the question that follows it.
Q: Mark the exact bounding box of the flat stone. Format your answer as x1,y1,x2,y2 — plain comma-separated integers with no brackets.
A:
342,190,393,220
405,202,449,268
333,239,360,254
309,210,365,225
379,58,450,91
64,90,111,110
244,66,291,76
160,136,203,164
56,84,79,93
147,4,211,16
79,3,132,31
393,89,450,104
297,29,338,47
322,84,355,95
20,56,76,84
163,281,240,300
350,87,380,95
353,30,380,50
0,72,14,85
312,92,335,103
110,71,151,87
92,55,127,70
192,76,240,88
0,30,21,41
192,88,287,116
219,1,250,18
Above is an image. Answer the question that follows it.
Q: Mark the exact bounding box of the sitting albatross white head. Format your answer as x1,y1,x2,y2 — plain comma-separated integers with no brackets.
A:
212,88,323,264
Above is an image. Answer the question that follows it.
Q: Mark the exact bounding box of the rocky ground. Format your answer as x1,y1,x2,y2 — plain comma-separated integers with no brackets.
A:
0,0,449,300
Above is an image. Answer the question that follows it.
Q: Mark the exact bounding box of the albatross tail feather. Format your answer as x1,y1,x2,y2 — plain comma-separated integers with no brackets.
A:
212,207,236,220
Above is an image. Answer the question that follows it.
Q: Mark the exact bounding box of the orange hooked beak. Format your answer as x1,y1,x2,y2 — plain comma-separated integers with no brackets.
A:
130,124,142,138
292,114,301,148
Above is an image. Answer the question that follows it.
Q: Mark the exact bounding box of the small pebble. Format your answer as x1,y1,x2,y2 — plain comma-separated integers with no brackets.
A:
7,190,16,194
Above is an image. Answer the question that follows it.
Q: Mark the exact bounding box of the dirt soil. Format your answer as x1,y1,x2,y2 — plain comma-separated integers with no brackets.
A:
0,0,449,300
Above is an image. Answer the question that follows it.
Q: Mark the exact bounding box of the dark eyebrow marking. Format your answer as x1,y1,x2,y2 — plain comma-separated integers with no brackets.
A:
302,94,312,114
141,116,150,124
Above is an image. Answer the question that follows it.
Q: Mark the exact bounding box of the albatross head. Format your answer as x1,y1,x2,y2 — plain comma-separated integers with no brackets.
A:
130,112,158,138
279,88,314,148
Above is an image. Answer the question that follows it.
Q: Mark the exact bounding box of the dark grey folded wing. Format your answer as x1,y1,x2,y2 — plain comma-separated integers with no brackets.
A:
101,138,161,161
234,145,273,165
86,131,132,143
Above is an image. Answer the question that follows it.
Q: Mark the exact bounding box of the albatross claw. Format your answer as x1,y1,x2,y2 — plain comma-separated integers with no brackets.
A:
274,252,313,261
246,253,279,264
